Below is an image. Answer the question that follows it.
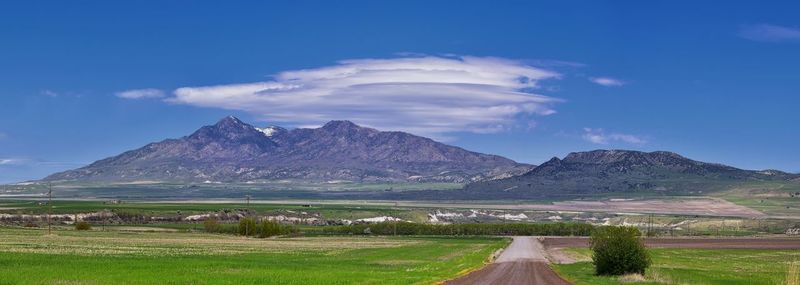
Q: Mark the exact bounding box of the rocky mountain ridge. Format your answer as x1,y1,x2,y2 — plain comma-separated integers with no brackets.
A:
463,149,797,197
45,116,531,183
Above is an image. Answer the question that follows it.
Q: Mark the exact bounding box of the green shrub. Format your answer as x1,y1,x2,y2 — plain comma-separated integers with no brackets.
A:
281,224,300,237
590,226,651,276
74,221,92,231
259,220,281,238
238,217,256,236
203,218,221,233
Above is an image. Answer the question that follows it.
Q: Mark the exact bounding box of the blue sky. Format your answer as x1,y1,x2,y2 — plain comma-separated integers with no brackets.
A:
1,1,799,182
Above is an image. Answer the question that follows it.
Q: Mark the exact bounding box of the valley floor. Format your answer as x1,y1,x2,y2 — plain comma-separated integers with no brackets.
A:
0,227,506,285
553,248,800,285
1,226,799,285
544,237,800,285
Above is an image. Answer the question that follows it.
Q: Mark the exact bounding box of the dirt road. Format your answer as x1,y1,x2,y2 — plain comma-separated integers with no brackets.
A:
444,237,571,285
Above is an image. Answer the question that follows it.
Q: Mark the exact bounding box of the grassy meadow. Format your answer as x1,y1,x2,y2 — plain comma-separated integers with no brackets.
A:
716,181,800,218
554,247,800,285
0,227,506,285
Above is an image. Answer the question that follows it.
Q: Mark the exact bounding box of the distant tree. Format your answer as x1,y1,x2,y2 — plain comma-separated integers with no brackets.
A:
238,217,256,236
203,217,221,233
74,221,92,231
282,224,300,237
590,226,651,276
259,220,281,238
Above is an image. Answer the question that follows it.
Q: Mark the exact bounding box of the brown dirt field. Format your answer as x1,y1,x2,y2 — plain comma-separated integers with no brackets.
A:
397,197,766,218
542,198,766,218
154,197,766,218
400,198,766,218
542,237,800,249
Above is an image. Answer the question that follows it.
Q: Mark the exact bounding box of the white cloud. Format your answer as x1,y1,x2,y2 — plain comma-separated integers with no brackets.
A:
582,128,646,145
589,77,625,87
0,158,26,165
41,90,59,97
116,88,165,99
169,55,562,139
0,158,84,167
0,133,6,140
739,24,800,42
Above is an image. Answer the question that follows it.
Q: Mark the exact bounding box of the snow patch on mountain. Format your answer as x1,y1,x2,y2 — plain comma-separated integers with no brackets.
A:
257,126,281,137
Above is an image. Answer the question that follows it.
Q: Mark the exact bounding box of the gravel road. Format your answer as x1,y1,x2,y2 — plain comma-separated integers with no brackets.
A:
444,236,571,285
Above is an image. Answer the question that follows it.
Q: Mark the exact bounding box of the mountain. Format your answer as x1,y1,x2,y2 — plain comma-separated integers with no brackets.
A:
463,149,797,198
45,117,531,183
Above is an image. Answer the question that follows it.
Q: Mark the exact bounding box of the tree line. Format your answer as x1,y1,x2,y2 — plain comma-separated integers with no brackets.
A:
204,217,299,238
318,222,594,236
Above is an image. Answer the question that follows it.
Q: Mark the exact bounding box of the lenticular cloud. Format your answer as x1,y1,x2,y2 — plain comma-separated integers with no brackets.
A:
170,55,561,139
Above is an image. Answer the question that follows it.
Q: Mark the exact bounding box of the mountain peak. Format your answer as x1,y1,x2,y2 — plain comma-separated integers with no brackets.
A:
187,116,273,148
215,116,247,127
320,120,378,135
563,149,682,164
322,120,360,129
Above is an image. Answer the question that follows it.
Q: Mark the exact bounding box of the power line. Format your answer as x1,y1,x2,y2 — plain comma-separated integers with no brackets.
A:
47,183,52,235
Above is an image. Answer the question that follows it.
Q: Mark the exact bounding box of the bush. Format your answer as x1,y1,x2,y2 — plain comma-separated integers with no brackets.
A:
203,218,221,233
281,224,300,237
74,221,92,231
238,217,257,236
259,220,281,238
590,226,651,276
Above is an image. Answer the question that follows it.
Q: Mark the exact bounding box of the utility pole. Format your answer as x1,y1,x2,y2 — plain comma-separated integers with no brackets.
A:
47,183,52,235
245,195,251,236
393,202,398,236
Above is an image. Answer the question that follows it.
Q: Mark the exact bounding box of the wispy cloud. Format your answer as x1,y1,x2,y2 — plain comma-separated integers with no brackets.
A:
116,88,165,99
41,90,59,97
739,24,800,42
169,55,562,139
0,158,26,165
0,133,7,140
582,128,646,145
589,77,625,87
0,158,85,167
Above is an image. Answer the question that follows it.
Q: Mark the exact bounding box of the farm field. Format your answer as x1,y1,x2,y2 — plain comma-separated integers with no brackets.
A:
553,247,800,285
715,182,800,218
0,227,506,285
2,199,797,237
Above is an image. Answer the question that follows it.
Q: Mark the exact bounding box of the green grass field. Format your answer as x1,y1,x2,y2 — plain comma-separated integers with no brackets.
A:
715,181,800,218
554,248,800,285
0,227,506,285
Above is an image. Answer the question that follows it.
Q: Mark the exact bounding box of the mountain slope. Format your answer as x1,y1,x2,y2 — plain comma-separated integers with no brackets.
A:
45,117,531,183
464,149,797,197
